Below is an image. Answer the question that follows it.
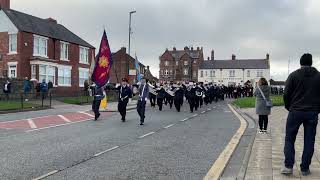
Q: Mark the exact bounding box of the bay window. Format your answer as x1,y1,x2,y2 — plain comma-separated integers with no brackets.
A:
58,67,71,86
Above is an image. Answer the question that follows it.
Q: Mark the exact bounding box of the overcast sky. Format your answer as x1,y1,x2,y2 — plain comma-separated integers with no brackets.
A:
12,0,320,80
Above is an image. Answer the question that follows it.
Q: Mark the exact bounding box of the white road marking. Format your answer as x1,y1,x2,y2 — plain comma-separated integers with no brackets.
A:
180,118,188,122
224,110,231,113
58,115,71,123
78,111,95,118
27,119,37,129
164,124,174,129
94,146,119,157
138,132,155,138
201,111,206,114
207,108,211,111
32,170,59,180
192,114,198,117
25,119,92,133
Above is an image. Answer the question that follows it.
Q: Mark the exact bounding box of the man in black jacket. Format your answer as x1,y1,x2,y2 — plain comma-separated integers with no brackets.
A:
117,78,132,122
281,53,320,176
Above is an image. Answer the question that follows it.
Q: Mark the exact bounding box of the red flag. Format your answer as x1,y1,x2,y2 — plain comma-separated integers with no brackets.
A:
92,30,113,88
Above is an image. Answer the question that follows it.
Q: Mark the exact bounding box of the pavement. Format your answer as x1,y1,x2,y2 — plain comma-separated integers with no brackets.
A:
241,107,320,180
0,100,241,180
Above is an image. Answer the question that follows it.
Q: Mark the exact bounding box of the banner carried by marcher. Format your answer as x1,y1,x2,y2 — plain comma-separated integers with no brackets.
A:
92,30,113,88
135,54,142,82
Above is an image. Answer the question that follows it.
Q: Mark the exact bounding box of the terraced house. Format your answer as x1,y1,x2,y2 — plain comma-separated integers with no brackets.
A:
0,0,95,94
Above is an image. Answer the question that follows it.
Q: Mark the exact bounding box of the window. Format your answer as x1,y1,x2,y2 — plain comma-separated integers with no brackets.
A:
229,70,235,77
8,65,17,78
169,69,173,75
79,68,89,87
9,34,17,53
164,69,169,75
193,71,197,78
200,71,203,77
60,42,69,60
184,61,188,66
160,70,163,75
205,71,207,77
33,35,48,57
80,46,89,64
39,65,47,82
213,71,216,77
184,68,188,75
257,70,263,77
165,61,169,66
176,61,178,66
31,65,36,79
247,70,250,77
194,60,197,64
58,67,71,86
48,66,55,84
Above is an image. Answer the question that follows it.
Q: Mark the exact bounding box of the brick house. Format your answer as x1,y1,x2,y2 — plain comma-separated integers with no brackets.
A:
0,0,95,95
109,47,157,84
159,46,204,83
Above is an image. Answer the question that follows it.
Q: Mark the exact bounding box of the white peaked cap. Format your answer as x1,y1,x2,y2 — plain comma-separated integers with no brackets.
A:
189,82,194,86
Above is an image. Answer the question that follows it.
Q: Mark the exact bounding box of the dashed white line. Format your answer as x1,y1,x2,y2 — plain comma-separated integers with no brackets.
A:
27,119,37,129
94,146,120,157
25,119,92,133
201,111,206,114
32,170,59,180
164,124,175,129
58,115,71,123
180,118,188,122
224,110,231,113
192,114,198,117
207,108,212,111
78,111,94,118
139,132,155,139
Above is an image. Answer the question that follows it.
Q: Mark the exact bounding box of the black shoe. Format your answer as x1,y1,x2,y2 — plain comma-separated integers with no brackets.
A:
301,169,311,176
140,122,144,125
122,118,125,122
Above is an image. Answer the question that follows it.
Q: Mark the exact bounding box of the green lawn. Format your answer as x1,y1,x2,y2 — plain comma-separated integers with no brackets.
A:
232,95,284,108
62,96,93,105
0,101,34,110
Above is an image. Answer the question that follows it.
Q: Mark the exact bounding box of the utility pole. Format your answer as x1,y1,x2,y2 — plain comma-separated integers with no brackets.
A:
128,11,136,56
288,59,291,77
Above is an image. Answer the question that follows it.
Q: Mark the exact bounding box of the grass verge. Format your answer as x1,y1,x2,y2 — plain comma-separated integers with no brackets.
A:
232,95,284,108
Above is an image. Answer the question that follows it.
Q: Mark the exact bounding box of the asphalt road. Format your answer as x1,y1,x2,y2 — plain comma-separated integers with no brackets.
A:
0,101,240,180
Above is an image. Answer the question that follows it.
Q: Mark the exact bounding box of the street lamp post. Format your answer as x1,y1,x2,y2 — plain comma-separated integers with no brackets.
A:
128,11,136,82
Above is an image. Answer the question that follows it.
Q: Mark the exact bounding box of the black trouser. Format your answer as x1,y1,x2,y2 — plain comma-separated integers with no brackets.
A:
157,98,164,111
258,115,268,130
92,99,101,117
284,111,319,171
199,97,203,107
174,97,182,112
137,100,146,123
188,98,196,112
118,100,128,120
149,94,156,107
167,96,173,109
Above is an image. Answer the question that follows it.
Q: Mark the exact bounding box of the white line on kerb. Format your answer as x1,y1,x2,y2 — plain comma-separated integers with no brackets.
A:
58,115,71,123
78,111,94,118
94,146,119,157
25,119,91,133
164,124,174,129
32,170,59,180
139,132,155,138
180,118,188,122
27,119,37,129
201,111,206,114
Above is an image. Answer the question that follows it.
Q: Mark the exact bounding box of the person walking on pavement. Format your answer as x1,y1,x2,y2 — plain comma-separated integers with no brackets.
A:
23,77,31,101
117,78,132,122
254,78,272,134
137,78,149,125
3,80,11,100
40,79,48,99
281,53,320,176
91,83,104,121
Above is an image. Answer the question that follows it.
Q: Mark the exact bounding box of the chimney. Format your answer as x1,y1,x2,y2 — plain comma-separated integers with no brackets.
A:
173,47,176,51
184,46,189,51
147,66,150,70
211,50,215,60
197,47,200,51
266,53,270,60
0,0,10,9
232,54,236,60
191,47,193,51
46,17,57,24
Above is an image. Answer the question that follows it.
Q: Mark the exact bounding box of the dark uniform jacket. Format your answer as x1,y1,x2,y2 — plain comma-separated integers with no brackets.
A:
117,85,132,103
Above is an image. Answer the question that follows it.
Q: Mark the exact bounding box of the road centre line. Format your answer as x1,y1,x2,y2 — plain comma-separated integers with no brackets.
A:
164,124,175,129
201,111,206,114
192,114,198,117
94,146,120,157
32,170,59,180
27,119,37,129
58,115,71,123
138,132,155,139
180,118,188,122
78,111,95,118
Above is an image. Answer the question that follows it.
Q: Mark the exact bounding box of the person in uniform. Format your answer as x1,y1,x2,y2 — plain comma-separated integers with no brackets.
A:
137,78,149,125
91,83,104,121
117,78,132,122
156,84,166,111
149,81,157,108
186,82,197,113
166,82,174,109
173,83,184,112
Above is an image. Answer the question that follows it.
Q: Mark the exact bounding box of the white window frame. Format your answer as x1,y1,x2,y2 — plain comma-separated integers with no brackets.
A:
48,66,56,85
33,35,48,58
7,62,18,78
79,68,89,87
247,70,250,77
184,61,188,66
176,61,178,66
58,66,72,87
8,33,17,54
60,41,69,61
256,70,263,77
193,71,197,78
200,70,203,77
229,70,235,77
205,71,208,77
31,65,36,79
39,65,56,84
184,68,188,75
165,61,169,66
79,46,89,64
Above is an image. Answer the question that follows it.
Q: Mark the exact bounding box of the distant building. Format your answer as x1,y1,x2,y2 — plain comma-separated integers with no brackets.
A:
109,47,157,84
198,52,270,86
159,46,204,83
0,0,95,94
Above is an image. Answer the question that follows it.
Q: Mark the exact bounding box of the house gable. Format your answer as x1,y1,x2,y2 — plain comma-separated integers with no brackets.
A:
0,9,17,33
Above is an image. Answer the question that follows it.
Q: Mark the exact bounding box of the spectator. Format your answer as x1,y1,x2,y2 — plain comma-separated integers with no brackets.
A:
40,79,48,99
3,80,11,100
23,77,32,101
254,77,272,134
281,53,320,176
84,80,89,96
48,80,53,96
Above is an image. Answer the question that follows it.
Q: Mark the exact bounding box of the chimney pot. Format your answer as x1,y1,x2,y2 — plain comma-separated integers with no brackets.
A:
266,53,270,60
184,46,189,51
232,54,236,60
197,47,200,51
191,47,193,51
46,17,57,24
211,50,215,60
207,57,210,60
0,0,10,9
173,47,176,51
